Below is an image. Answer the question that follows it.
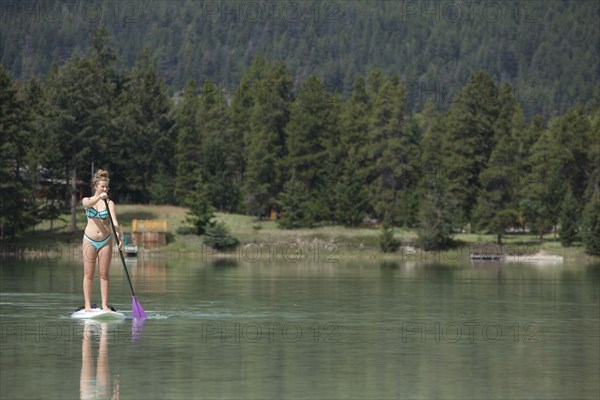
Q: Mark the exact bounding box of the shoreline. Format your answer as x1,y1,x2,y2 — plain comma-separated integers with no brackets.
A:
3,207,597,265
1,235,596,266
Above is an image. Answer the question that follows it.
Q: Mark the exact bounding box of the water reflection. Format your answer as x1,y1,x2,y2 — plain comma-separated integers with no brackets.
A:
80,322,120,400
210,259,239,269
132,318,145,342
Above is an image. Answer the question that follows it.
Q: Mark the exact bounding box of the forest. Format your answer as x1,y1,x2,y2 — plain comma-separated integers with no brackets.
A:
1,0,599,118
1,3,599,254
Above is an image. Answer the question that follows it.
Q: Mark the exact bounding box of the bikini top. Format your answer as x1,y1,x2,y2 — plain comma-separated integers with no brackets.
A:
85,208,109,219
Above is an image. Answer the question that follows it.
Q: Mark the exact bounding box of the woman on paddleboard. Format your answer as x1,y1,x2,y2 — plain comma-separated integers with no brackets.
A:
82,169,122,313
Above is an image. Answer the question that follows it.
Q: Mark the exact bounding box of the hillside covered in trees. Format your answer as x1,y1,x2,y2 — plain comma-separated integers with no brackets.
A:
1,0,598,118
2,2,599,253
2,23,599,252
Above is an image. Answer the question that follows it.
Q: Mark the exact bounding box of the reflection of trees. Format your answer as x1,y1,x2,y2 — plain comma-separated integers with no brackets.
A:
127,259,168,293
80,322,119,400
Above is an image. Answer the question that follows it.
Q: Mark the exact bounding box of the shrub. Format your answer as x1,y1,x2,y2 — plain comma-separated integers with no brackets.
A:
203,221,240,251
176,226,196,235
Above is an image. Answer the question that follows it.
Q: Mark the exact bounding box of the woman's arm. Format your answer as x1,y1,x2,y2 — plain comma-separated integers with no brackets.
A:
82,193,107,208
108,200,123,248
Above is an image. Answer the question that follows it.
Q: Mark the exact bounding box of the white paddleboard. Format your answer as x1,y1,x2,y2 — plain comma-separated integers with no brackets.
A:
71,309,126,320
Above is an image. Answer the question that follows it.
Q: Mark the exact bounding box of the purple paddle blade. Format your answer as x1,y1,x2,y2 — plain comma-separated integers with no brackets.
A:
132,296,147,320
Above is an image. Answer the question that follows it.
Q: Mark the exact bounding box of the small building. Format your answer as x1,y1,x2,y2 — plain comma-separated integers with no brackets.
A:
132,219,168,249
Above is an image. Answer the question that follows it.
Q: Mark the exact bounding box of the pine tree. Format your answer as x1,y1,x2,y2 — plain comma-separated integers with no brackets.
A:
442,72,500,228
0,66,34,237
379,213,400,253
243,60,293,217
364,75,417,221
584,106,600,201
417,100,453,250
473,88,520,244
195,79,237,211
277,174,315,229
203,221,240,251
523,108,592,239
559,187,579,247
118,48,174,203
45,28,121,230
334,158,368,227
582,192,600,256
285,76,336,189
339,76,371,164
185,180,215,235
547,107,593,205
174,79,201,204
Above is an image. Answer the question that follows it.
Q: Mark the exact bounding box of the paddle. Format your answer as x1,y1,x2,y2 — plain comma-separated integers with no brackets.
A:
104,199,147,320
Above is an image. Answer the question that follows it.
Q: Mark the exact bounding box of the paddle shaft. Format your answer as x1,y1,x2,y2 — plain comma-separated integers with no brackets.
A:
103,199,136,297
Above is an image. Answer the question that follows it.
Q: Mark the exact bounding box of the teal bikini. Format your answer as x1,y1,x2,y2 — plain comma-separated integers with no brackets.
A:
84,207,111,250
85,208,109,219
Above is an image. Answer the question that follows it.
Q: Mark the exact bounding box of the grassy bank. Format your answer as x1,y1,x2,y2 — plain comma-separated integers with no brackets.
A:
3,204,596,264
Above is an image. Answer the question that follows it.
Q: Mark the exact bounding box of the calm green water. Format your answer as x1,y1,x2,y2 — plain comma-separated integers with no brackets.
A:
1,255,598,400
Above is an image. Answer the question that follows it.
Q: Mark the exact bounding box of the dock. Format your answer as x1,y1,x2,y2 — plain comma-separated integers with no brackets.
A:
470,254,504,261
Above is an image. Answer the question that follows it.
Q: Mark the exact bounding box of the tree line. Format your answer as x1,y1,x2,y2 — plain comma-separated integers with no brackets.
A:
1,28,599,254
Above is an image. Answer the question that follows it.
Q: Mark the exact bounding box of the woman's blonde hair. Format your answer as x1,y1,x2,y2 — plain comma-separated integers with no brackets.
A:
92,169,110,189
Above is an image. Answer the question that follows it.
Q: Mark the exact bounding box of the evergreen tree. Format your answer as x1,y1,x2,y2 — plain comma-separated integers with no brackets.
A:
285,76,337,189
149,165,176,205
442,72,500,228
277,174,315,229
196,80,236,210
582,192,600,256
364,76,417,221
334,158,368,227
379,213,400,253
473,88,520,244
185,180,215,235
584,106,599,201
201,137,240,212
340,76,371,160
174,79,201,204
547,107,593,204
417,174,454,251
21,78,57,230
203,221,240,251
45,28,121,230
243,60,293,217
0,66,34,237
559,187,579,247
117,47,175,203
417,100,454,250
524,108,592,239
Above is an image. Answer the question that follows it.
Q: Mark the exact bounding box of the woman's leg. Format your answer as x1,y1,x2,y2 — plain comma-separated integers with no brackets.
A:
82,240,98,312
97,243,112,312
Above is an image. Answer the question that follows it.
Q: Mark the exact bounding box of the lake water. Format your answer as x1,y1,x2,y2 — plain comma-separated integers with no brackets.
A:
1,252,598,399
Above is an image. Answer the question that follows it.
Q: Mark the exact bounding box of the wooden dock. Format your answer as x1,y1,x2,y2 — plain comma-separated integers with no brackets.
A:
470,253,504,261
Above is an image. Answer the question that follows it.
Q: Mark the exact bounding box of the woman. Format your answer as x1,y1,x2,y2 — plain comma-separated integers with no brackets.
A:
82,169,122,312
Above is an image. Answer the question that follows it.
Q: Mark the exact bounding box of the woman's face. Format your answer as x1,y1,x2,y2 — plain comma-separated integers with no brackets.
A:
95,180,109,195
